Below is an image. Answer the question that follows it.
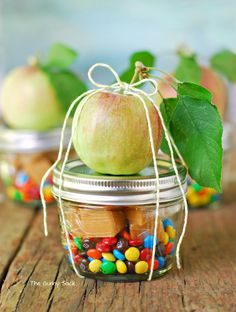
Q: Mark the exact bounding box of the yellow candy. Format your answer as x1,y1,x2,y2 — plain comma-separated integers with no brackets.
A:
43,186,52,197
116,260,127,274
166,226,176,239
163,232,169,245
102,252,116,262
187,193,201,206
125,247,140,261
135,261,148,274
89,259,102,273
6,186,16,199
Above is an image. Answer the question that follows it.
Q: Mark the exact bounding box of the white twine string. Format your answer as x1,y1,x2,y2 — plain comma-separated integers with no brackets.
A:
40,62,188,279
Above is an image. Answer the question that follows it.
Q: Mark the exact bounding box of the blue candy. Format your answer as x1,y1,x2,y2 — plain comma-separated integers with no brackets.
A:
113,249,125,260
15,171,28,186
87,257,94,262
163,218,175,229
212,194,221,202
101,258,108,263
143,235,158,249
169,246,175,255
64,245,69,251
67,255,73,264
157,256,165,269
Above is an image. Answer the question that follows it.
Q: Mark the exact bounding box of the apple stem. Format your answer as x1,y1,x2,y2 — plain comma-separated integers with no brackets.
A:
27,56,39,67
130,61,149,84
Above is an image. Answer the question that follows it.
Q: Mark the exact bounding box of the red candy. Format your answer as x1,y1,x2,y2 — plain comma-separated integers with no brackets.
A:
128,239,143,247
165,242,174,255
96,242,110,252
71,245,78,255
121,230,131,241
74,254,80,264
140,248,152,261
87,249,102,259
102,237,117,246
147,259,159,270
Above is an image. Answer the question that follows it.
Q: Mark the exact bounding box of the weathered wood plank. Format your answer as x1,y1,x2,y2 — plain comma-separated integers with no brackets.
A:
0,206,63,312
0,203,235,312
0,200,37,285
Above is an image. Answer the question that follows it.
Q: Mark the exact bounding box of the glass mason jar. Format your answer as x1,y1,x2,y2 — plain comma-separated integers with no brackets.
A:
0,124,72,206
187,122,233,208
53,157,187,282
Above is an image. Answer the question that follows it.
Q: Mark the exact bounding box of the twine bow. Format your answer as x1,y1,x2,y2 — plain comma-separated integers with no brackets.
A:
40,63,188,281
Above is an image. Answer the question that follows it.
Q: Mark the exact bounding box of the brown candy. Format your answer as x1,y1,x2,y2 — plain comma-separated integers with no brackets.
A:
126,261,135,274
82,239,96,250
116,238,129,253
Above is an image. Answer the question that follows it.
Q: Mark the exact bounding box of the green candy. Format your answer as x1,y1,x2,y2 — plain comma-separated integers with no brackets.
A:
101,261,117,275
14,190,23,201
74,237,83,250
192,183,202,192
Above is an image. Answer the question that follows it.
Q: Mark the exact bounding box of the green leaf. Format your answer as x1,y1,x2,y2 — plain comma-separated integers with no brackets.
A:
119,51,155,83
47,43,78,69
175,55,201,84
210,50,236,82
160,98,178,129
44,69,88,114
177,82,212,102
168,95,223,191
160,98,179,156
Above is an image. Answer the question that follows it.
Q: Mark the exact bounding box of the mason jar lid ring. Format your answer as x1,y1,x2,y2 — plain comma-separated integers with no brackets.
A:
0,123,72,153
52,157,188,205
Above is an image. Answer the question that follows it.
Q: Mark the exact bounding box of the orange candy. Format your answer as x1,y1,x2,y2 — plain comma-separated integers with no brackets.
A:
87,249,102,259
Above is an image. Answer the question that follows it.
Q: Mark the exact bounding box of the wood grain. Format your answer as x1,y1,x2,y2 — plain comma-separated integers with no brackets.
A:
0,202,235,312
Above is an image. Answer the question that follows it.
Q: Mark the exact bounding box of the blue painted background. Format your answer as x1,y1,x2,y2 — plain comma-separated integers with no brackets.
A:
1,0,236,74
1,0,236,123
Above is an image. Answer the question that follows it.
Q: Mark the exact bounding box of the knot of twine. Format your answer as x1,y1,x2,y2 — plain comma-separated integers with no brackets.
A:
40,63,188,281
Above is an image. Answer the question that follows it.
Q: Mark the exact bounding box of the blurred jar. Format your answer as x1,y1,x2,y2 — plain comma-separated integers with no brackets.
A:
53,158,187,282
0,124,72,206
187,122,233,208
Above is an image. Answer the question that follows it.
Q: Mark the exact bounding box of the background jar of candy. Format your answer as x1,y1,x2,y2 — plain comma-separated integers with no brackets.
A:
52,157,187,282
0,125,73,207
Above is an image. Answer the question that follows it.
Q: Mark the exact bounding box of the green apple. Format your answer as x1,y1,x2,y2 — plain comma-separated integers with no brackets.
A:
1,66,65,130
72,91,163,175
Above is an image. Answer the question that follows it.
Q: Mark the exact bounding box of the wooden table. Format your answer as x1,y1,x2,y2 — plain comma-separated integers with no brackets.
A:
0,199,235,312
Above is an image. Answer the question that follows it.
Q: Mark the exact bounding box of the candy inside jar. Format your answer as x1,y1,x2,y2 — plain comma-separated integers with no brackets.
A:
53,157,187,282
0,125,73,206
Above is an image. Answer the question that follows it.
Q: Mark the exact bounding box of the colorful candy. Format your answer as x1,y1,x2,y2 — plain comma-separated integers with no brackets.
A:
187,181,219,208
101,261,117,274
166,226,176,239
125,247,140,261
140,248,152,261
144,235,158,249
64,218,177,277
89,260,102,273
116,260,127,274
4,171,54,204
165,242,174,255
74,237,83,250
156,256,165,269
102,237,117,246
113,249,125,260
116,238,128,253
126,261,135,273
128,239,143,247
147,259,159,271
87,249,102,259
82,239,96,250
135,261,148,274
96,241,111,252
102,252,116,262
